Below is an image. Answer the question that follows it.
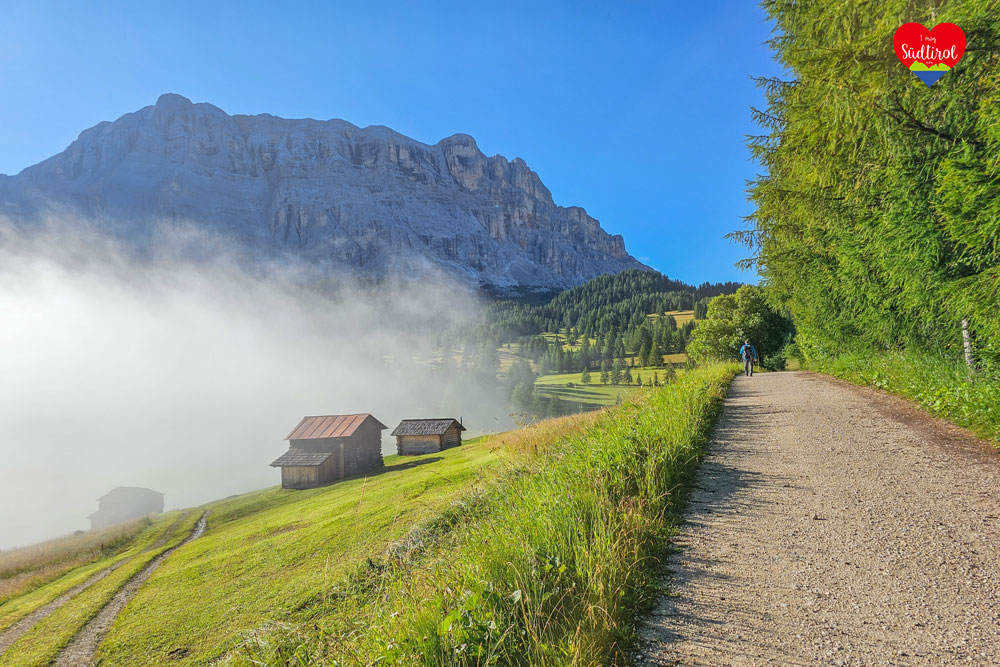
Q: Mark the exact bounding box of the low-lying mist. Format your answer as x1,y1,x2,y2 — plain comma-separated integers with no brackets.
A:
0,218,509,550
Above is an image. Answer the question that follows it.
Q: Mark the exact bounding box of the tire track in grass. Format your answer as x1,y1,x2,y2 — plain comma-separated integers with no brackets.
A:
54,511,210,667
0,511,191,656
144,510,191,552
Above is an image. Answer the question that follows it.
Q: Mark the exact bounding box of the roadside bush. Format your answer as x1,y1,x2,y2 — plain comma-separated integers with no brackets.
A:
687,285,793,367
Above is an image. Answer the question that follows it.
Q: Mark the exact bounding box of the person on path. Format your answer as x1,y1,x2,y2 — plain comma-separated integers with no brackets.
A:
740,339,757,377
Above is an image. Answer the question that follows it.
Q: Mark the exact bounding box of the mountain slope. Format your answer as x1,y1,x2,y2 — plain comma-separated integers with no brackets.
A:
0,94,648,289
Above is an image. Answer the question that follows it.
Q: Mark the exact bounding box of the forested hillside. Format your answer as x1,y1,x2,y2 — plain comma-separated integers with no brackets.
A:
739,0,1000,439
430,270,741,419
478,270,738,341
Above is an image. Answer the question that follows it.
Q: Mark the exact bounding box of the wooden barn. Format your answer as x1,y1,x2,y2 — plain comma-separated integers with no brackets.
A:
87,487,164,531
270,413,387,489
392,418,466,455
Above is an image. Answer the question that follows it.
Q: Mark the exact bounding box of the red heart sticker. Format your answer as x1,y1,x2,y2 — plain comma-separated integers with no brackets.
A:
894,22,966,70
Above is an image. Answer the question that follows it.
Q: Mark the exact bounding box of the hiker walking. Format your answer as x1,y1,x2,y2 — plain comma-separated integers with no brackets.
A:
740,339,758,377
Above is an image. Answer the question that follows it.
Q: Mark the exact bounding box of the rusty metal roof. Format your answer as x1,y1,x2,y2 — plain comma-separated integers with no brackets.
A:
391,418,466,437
270,449,335,467
285,413,387,441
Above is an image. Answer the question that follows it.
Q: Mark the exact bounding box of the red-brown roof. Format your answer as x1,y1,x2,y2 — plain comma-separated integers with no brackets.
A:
285,413,387,440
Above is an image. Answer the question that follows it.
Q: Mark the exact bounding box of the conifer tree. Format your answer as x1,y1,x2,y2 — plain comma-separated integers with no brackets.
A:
740,0,1000,365
548,393,562,418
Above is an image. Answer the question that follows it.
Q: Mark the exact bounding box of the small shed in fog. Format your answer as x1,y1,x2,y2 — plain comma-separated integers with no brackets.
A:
392,418,466,455
87,487,164,531
270,413,387,489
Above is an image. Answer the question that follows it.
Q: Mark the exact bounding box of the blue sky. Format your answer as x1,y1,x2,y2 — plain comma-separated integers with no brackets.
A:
0,1,781,284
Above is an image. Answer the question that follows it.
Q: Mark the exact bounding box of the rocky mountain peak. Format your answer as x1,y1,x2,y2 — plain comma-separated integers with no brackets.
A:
0,95,648,290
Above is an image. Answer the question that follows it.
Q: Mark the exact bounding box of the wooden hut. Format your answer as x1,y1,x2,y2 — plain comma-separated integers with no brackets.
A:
392,418,466,455
270,413,387,489
87,487,164,530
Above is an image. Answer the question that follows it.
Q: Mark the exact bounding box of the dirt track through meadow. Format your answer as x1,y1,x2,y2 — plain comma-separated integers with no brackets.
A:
638,371,1000,665
54,510,210,667
0,563,126,655
0,511,191,656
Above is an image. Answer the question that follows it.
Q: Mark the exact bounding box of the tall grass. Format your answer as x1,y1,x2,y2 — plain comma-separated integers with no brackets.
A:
0,516,153,603
806,350,1000,444
236,363,737,665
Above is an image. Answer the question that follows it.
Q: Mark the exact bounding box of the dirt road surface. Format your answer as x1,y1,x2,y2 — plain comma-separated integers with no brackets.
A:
54,510,210,667
638,371,1000,665
0,563,126,655
0,511,191,657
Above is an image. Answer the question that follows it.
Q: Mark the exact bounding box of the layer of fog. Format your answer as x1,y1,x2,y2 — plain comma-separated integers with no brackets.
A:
0,218,510,550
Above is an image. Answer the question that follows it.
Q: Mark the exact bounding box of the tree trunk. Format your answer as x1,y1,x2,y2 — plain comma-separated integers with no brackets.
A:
961,318,975,373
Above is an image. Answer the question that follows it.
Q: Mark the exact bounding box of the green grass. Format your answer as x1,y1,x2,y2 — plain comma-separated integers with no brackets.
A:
0,511,203,666
498,344,530,374
806,350,1000,444
655,309,695,326
0,516,159,605
226,363,739,665
534,364,685,410
534,373,644,409
0,362,738,665
0,512,184,634
93,440,501,665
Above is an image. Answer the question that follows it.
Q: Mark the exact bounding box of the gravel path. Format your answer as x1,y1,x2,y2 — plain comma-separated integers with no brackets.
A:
0,511,190,656
638,371,1000,665
54,510,210,667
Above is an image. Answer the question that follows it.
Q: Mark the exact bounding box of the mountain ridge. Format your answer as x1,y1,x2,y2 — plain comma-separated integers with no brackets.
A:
0,94,649,290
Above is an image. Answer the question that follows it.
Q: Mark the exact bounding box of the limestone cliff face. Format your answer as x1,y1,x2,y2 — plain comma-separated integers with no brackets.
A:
1,94,647,288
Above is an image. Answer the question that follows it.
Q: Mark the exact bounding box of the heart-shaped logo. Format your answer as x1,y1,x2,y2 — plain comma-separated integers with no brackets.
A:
893,22,966,86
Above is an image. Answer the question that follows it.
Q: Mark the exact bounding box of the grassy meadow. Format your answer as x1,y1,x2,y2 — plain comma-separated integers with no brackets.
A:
0,511,202,666
533,358,687,411
0,516,155,606
227,363,739,664
0,361,738,665
93,439,504,664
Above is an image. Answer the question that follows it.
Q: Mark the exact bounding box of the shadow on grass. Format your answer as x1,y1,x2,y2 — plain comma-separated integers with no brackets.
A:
377,457,444,475
535,384,633,411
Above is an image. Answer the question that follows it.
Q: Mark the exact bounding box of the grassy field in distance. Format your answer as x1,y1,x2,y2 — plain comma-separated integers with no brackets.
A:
657,309,695,326
534,359,687,410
